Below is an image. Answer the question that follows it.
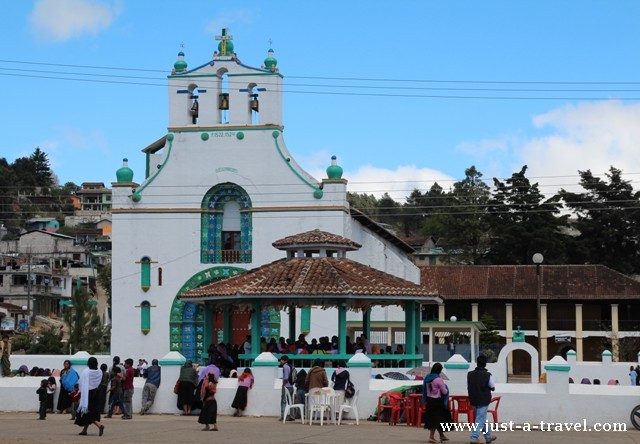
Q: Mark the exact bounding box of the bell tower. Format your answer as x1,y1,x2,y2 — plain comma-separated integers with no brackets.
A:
167,29,283,129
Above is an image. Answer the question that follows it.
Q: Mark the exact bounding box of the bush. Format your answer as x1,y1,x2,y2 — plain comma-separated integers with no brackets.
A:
11,333,34,352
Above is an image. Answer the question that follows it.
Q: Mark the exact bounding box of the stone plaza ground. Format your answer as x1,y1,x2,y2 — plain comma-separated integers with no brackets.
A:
0,412,638,444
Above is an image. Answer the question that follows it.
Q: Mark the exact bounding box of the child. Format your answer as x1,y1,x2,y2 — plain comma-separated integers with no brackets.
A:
69,383,81,420
46,376,56,413
106,367,126,418
231,368,254,417
36,379,48,419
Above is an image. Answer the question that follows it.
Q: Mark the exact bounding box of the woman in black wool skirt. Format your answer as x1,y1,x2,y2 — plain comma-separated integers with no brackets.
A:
198,370,219,431
74,357,105,436
422,362,450,443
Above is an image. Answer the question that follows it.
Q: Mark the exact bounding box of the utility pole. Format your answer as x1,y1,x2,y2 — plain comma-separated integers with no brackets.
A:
26,252,32,325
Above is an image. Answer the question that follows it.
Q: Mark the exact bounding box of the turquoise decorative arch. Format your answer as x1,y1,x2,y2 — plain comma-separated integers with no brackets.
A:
201,182,252,263
169,266,246,361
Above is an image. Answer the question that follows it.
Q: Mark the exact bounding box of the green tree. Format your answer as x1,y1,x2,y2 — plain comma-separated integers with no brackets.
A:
377,192,402,232
436,166,492,264
558,166,640,274
28,326,64,354
402,188,427,236
63,281,105,354
487,166,568,265
97,263,112,312
0,158,18,226
347,192,379,218
30,147,53,187
419,182,450,237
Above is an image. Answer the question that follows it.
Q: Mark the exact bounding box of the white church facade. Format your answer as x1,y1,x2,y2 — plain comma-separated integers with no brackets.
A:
110,30,418,361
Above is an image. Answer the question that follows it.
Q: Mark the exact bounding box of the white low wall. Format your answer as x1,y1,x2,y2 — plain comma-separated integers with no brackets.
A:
3,351,640,427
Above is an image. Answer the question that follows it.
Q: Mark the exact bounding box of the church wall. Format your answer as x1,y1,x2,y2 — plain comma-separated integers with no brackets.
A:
111,35,421,359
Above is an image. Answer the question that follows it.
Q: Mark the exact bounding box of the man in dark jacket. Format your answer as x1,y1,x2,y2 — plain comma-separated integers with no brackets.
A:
140,359,161,415
467,355,496,444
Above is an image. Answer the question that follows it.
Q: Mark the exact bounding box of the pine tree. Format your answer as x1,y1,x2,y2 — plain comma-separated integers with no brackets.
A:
63,280,105,354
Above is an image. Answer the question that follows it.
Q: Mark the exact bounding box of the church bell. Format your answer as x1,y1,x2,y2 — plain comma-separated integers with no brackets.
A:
218,93,229,110
190,98,199,116
250,94,259,112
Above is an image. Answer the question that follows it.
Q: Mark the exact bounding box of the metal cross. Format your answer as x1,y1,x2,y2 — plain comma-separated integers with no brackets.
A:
215,28,233,55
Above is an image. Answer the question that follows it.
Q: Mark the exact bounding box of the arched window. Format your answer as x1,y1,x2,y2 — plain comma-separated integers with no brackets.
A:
140,301,151,335
249,84,259,124
188,84,199,125
218,69,229,124
201,183,252,263
140,256,151,292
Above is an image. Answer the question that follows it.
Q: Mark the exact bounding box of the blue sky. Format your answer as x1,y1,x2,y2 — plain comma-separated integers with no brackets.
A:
2,1,640,200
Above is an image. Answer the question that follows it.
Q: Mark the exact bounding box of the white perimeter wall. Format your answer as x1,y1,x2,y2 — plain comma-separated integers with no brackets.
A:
3,351,640,428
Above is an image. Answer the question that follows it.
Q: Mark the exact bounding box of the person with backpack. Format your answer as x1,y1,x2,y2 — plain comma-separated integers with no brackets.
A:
279,355,295,421
331,360,350,406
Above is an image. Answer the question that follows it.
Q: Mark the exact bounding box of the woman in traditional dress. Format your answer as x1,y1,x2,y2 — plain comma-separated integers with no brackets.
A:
197,370,219,431
74,357,105,436
1,335,11,376
176,359,198,416
231,368,254,417
57,359,79,414
422,363,450,444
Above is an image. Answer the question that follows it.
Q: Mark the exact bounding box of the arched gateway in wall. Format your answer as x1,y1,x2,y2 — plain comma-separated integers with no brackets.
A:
169,266,246,360
494,341,540,384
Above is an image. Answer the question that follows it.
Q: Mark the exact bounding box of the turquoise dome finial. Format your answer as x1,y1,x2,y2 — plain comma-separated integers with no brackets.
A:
326,155,343,179
264,48,278,71
116,158,134,183
173,51,187,73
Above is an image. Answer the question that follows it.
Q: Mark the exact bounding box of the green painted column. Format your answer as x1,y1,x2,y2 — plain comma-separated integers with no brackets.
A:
222,306,232,344
288,306,296,342
251,301,261,357
405,301,416,367
203,302,214,357
363,308,371,340
338,304,347,354
415,304,422,354
300,307,311,335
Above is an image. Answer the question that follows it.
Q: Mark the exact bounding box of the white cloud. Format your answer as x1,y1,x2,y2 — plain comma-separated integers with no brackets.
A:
205,9,256,35
519,101,640,193
305,163,455,202
29,0,121,43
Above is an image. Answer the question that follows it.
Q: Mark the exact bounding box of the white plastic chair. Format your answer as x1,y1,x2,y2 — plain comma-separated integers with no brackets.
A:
308,388,330,426
337,389,360,425
283,389,305,424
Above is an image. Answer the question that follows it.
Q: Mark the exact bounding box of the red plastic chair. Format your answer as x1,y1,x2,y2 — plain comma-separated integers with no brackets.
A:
449,395,475,424
390,397,413,426
377,392,401,423
488,396,501,423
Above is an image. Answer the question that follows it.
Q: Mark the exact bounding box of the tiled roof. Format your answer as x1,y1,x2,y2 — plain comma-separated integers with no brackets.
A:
272,229,362,249
181,257,439,305
420,265,640,300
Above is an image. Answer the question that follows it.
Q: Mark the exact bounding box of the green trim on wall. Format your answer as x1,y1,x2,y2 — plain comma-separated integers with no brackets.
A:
69,358,88,365
544,364,571,372
228,72,283,79
444,362,471,369
347,361,373,368
253,360,279,367
158,359,186,366
168,73,222,79
272,131,323,199
136,135,174,196
169,126,282,133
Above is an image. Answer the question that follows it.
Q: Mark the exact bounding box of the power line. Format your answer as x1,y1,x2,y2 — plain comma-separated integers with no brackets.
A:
2,65,640,100
3,59,640,85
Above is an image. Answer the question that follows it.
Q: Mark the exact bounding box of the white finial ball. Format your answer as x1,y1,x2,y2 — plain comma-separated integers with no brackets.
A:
450,316,457,322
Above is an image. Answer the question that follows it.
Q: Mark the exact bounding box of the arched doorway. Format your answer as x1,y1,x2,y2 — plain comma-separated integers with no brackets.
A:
494,342,539,384
169,266,246,361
